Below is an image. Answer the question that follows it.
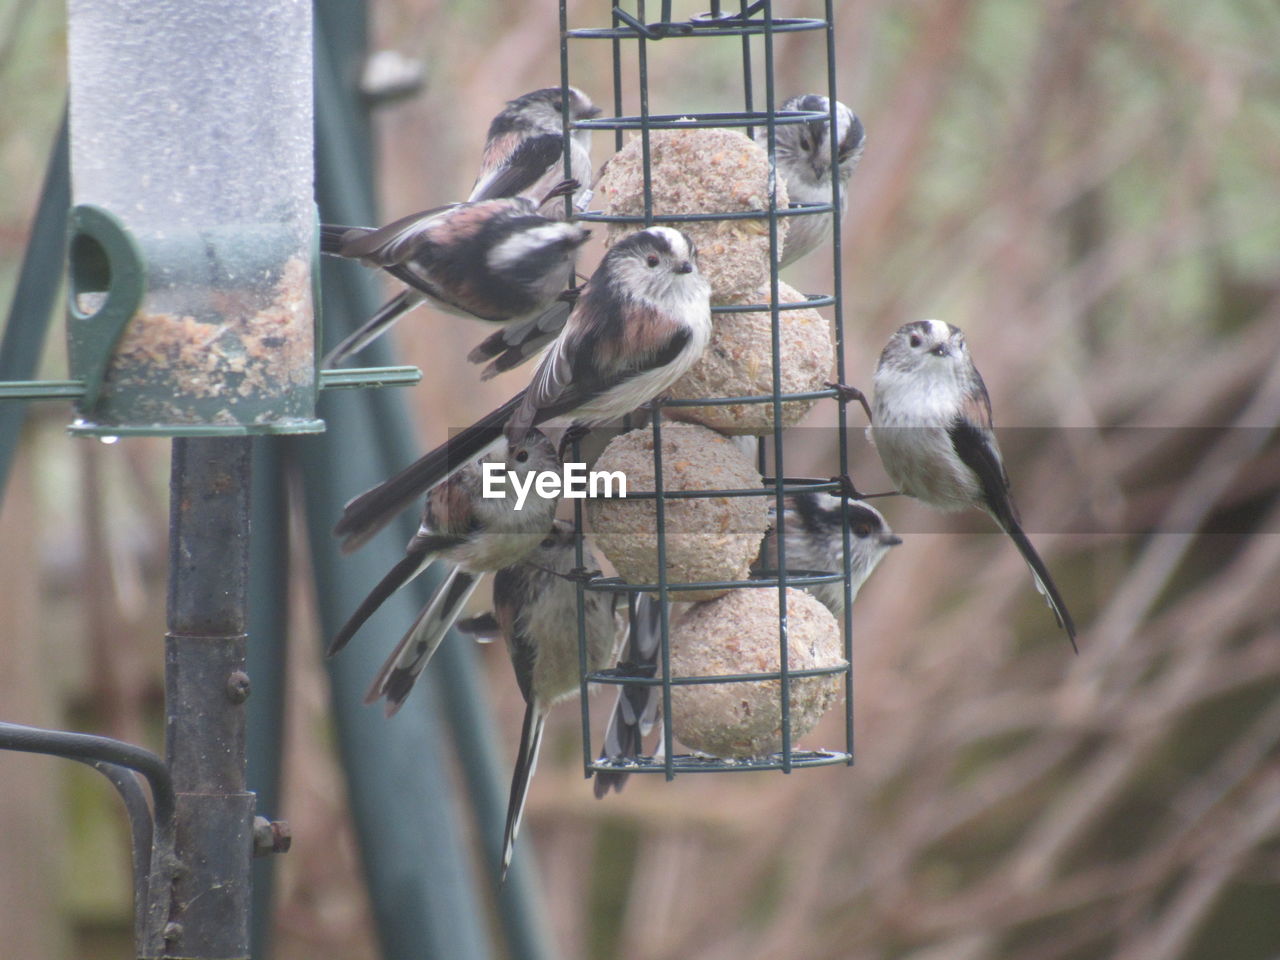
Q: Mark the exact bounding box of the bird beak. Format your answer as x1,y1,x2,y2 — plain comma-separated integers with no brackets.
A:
881,534,903,547
581,103,603,119
676,261,694,274
930,344,949,357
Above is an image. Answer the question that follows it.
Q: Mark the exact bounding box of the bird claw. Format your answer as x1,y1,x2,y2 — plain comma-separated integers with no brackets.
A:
541,178,581,204
825,381,873,422
642,394,671,414
557,423,593,461
833,473,865,500
610,659,659,680
830,474,900,501
564,565,603,584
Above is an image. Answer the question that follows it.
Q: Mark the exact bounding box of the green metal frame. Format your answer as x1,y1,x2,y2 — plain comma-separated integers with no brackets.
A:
65,204,146,412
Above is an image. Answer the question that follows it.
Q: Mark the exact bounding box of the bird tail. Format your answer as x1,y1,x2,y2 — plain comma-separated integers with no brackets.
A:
501,700,547,882
326,543,446,657
364,567,481,715
594,595,665,797
334,390,526,553
467,298,572,380
318,222,367,255
1000,515,1078,653
321,289,422,368
455,612,501,641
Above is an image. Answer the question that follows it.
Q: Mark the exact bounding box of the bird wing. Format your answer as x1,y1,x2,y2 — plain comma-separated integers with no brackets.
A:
947,417,1016,527
949,418,1077,649
960,368,997,431
469,134,564,203
494,564,539,704
467,297,574,378
510,291,693,440
335,202,462,265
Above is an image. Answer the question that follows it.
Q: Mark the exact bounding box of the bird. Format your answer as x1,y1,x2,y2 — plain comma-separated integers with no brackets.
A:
869,318,1077,650
593,492,900,796
456,85,603,374
455,520,621,880
319,182,590,367
334,226,713,552
468,86,600,218
325,429,563,716
758,94,865,267
754,491,902,616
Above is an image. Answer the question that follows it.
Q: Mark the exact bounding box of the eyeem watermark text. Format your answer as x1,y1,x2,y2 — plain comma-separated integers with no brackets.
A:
482,462,626,510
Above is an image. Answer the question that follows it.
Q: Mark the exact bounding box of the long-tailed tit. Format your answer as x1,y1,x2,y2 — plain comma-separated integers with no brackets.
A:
456,520,620,880
469,86,600,217
593,492,899,796
319,183,590,367
334,227,713,549
759,94,864,268
327,430,563,716
755,492,901,616
870,319,1078,650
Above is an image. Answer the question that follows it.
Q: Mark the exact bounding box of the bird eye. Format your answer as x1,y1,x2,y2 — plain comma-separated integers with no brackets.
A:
646,254,660,267
515,449,529,463
853,523,871,537
908,334,922,348
540,536,556,548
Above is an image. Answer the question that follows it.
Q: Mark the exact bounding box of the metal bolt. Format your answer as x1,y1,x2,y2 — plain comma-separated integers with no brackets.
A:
253,815,292,856
225,670,251,703
163,922,183,943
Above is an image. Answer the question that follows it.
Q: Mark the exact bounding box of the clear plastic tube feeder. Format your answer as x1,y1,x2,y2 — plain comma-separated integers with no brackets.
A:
65,0,320,435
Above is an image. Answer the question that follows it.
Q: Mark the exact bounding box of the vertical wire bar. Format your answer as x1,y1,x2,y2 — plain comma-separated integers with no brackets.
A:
740,0,754,139
637,0,654,225
622,0,671,780
633,0,674,781
824,0,856,767
652,406,675,780
612,5,625,153
761,0,792,773
603,1,626,782
574,431,592,773
562,0,595,780
559,1,575,220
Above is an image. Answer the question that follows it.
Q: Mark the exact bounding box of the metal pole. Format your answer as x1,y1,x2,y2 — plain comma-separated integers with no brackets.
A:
247,436,290,959
0,110,68,504
163,436,255,959
309,2,554,956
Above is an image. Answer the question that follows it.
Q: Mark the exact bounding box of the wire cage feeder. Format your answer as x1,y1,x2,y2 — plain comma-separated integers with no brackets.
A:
563,0,861,780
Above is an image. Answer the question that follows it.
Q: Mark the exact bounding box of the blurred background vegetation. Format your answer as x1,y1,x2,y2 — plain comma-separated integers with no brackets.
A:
2,1,1279,958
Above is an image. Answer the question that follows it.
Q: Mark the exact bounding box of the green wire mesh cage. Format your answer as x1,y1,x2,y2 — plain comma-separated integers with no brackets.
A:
564,0,864,782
